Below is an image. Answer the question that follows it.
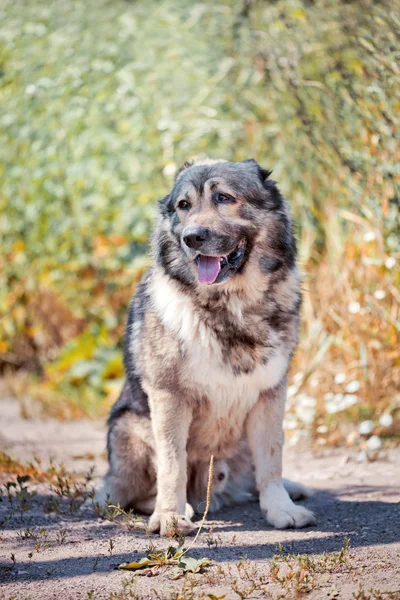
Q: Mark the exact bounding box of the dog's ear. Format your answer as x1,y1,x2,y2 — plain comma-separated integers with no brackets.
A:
242,159,282,211
242,159,274,186
158,194,172,216
174,160,195,182
258,166,274,185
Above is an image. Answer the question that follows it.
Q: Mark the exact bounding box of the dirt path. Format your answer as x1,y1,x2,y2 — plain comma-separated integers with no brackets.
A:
0,397,399,600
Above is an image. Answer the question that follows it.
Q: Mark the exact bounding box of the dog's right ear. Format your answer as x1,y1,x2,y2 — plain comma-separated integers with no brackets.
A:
174,160,195,182
158,194,172,216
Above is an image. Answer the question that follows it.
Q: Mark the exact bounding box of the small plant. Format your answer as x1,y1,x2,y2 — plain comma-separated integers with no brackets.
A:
52,469,90,512
2,475,37,521
3,481,17,505
267,539,352,598
353,585,400,600
14,476,36,519
270,556,317,597
34,528,50,553
95,502,146,532
274,538,351,574
202,564,227,586
230,559,270,599
108,578,140,600
56,528,68,544
2,453,94,517
205,527,223,549
17,527,35,539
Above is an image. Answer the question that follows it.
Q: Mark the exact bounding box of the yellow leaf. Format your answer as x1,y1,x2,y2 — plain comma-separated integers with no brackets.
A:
118,558,154,570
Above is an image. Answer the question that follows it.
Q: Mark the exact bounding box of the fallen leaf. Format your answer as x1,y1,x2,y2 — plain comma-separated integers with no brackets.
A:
117,557,155,570
168,556,212,579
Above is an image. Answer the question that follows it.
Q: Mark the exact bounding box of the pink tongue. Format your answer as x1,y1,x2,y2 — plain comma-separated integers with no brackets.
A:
197,256,221,284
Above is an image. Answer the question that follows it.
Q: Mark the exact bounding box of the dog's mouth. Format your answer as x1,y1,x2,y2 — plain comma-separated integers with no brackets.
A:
194,239,247,285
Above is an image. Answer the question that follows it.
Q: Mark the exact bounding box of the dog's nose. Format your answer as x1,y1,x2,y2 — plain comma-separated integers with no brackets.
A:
183,227,209,250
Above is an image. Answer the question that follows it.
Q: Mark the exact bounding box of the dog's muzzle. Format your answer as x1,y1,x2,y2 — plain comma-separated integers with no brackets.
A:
182,227,247,285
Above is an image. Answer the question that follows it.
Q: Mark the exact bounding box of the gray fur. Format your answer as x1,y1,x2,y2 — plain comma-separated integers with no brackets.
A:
101,159,315,533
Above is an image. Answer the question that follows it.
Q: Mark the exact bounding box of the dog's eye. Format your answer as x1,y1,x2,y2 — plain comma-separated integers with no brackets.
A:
177,199,191,210
214,191,236,204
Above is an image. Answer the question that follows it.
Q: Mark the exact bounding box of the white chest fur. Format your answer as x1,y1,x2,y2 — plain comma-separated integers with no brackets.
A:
150,275,289,422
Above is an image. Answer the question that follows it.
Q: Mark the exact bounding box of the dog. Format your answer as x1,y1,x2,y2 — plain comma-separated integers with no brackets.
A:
101,158,315,535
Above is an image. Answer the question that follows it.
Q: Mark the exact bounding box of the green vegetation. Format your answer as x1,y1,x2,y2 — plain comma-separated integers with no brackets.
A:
0,0,399,443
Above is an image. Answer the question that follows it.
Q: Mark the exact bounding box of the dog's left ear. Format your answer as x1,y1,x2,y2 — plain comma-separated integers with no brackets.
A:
242,159,275,187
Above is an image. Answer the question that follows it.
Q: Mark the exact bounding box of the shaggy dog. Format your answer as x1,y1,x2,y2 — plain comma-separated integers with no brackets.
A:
101,158,315,535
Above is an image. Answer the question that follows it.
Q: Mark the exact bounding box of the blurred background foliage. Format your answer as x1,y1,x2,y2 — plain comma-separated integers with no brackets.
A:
0,0,399,449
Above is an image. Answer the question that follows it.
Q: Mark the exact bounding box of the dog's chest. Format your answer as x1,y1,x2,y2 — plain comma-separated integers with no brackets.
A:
183,325,286,412
173,300,286,394
152,282,288,454
184,335,288,459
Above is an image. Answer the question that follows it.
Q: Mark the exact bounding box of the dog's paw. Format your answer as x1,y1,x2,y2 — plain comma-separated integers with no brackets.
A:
260,481,316,529
148,511,197,536
265,504,316,529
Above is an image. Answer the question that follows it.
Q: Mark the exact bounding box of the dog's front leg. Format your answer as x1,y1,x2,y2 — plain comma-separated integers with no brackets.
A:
246,380,316,529
147,389,195,536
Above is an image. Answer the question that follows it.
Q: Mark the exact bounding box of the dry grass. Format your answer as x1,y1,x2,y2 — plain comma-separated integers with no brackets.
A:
286,231,399,449
2,227,399,452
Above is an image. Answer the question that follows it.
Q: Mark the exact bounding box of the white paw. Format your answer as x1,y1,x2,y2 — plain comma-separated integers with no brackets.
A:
260,481,316,529
266,504,316,529
148,511,197,536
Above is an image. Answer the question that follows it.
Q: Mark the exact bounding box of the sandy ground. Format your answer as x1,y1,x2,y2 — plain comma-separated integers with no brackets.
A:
0,397,399,600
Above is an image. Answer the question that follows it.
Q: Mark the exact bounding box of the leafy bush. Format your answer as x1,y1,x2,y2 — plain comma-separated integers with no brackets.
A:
1,0,399,443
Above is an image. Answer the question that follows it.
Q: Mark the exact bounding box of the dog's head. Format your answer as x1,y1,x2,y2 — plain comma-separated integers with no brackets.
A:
156,159,296,288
